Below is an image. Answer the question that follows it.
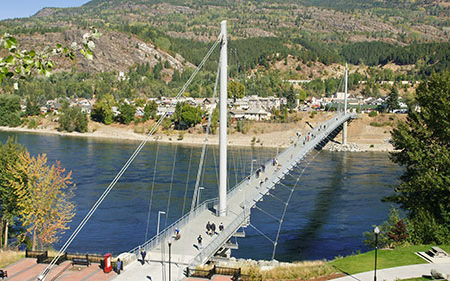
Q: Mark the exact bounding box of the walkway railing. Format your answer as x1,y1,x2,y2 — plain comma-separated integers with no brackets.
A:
130,198,217,256
189,207,250,266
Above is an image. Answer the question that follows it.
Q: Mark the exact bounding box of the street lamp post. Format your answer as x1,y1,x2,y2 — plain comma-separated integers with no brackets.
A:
374,226,380,281
168,241,172,281
250,159,257,176
157,211,166,236
196,187,205,208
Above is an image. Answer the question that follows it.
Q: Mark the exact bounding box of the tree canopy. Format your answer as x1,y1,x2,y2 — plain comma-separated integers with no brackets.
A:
387,71,450,244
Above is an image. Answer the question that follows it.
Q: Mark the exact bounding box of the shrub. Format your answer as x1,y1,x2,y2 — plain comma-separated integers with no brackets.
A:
368,111,378,117
27,118,39,129
58,106,88,133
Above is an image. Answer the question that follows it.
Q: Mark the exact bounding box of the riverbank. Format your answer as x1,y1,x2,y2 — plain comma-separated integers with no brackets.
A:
0,112,403,151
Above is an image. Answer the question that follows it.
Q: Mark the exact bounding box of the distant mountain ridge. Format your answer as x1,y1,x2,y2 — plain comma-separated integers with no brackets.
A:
0,0,448,74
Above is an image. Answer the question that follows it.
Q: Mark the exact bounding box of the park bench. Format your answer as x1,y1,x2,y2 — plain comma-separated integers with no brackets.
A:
72,255,90,267
0,270,7,279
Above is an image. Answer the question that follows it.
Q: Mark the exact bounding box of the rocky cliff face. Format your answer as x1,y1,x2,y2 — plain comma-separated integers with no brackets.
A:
16,29,190,74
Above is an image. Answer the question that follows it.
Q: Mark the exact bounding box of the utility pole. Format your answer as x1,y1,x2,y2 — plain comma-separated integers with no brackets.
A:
343,63,348,145
218,20,228,217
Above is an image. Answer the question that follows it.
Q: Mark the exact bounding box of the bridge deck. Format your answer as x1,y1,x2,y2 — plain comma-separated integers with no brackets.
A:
114,112,355,281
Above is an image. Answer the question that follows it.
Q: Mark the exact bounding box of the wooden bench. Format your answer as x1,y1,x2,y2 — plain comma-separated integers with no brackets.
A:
0,270,7,279
72,255,90,267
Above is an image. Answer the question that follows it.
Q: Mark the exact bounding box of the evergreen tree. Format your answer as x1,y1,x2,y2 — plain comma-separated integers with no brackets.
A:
25,96,41,116
117,103,135,125
387,71,450,244
385,87,400,112
143,101,157,121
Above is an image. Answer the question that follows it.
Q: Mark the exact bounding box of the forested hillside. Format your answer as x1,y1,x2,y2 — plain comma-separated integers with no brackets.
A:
0,0,448,100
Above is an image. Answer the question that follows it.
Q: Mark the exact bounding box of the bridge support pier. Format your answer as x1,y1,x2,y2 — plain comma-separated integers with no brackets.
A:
343,121,347,145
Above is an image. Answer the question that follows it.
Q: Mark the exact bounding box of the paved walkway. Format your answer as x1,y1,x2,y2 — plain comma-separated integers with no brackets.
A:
4,258,116,281
331,262,450,281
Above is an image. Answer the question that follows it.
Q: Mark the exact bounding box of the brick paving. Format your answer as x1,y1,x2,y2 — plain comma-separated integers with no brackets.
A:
4,258,116,281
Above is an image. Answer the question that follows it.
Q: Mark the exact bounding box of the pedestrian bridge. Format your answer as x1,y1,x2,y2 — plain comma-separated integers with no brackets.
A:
114,111,357,281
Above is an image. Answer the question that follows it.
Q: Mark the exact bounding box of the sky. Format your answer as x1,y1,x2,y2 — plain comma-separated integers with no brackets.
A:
0,0,91,20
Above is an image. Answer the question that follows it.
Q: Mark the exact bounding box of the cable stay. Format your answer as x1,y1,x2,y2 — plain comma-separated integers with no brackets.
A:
38,34,222,281
144,142,160,242
165,144,178,228
182,146,194,216
191,61,221,211
271,148,323,260
253,205,281,223
248,223,275,244
267,192,288,205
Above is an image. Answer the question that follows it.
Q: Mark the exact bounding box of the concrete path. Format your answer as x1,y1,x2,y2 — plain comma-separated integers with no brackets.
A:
331,262,450,281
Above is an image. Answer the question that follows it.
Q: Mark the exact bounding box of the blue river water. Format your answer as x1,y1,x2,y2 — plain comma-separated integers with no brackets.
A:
0,131,402,261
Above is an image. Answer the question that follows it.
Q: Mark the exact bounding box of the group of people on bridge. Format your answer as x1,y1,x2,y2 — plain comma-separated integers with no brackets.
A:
196,221,224,250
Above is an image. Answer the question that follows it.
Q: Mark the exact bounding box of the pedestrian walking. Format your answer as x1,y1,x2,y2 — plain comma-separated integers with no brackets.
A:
197,235,203,249
219,223,224,232
175,228,180,240
140,249,146,265
116,259,122,274
261,164,265,172
206,221,211,235
211,222,216,235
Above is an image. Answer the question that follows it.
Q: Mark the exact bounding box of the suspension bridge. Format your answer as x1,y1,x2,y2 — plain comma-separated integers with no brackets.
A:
37,20,357,281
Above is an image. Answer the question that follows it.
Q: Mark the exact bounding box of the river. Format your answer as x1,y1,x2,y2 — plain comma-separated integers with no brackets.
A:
0,131,402,261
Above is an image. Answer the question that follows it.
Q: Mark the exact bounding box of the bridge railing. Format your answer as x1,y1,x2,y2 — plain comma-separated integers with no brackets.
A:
130,198,218,256
189,207,249,266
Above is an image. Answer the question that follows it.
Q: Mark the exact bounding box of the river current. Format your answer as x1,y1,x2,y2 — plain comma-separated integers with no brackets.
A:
0,131,402,261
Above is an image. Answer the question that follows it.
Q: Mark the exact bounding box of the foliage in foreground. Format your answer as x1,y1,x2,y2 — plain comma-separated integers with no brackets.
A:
0,138,75,250
387,71,450,245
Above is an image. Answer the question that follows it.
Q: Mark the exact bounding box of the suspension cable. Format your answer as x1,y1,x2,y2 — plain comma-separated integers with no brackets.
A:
190,61,220,211
39,35,221,281
271,148,322,260
165,144,178,227
182,146,194,215
145,142,160,242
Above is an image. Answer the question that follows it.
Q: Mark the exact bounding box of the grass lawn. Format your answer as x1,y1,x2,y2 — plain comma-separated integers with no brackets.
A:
330,245,450,275
399,277,433,281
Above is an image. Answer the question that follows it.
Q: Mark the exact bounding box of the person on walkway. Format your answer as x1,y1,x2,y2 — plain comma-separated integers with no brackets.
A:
140,249,146,265
219,223,224,232
261,164,265,172
206,221,211,235
175,228,180,240
197,234,203,249
211,222,216,235
116,259,122,274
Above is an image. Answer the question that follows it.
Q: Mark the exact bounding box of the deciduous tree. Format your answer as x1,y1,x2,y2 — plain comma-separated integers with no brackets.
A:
8,152,75,250
0,137,25,248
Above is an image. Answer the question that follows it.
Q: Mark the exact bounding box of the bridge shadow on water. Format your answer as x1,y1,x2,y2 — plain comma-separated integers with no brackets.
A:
283,150,351,261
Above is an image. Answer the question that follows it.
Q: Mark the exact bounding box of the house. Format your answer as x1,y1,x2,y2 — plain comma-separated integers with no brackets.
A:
230,104,272,121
